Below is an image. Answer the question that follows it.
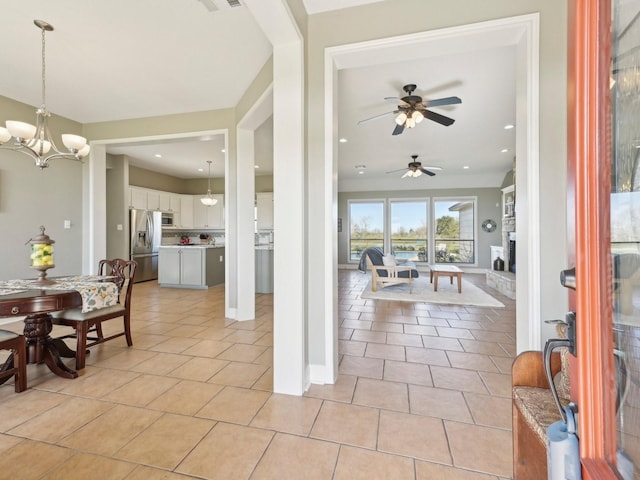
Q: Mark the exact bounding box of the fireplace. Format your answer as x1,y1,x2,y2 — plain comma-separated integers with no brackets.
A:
508,232,516,273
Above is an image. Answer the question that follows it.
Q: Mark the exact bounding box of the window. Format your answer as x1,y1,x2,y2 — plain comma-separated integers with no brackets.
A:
390,199,428,262
433,198,476,264
349,201,384,261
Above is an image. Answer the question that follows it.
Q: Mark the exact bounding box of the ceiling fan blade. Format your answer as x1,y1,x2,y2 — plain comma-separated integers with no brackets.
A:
197,0,218,11
422,166,443,171
385,96,409,107
357,111,395,125
392,123,405,135
425,96,462,108
386,167,409,174
423,110,455,126
419,167,436,176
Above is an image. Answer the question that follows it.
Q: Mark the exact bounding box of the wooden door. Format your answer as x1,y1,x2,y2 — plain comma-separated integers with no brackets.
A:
568,0,640,478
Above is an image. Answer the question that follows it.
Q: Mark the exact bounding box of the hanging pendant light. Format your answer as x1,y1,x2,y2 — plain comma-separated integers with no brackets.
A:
0,20,90,169
201,160,218,206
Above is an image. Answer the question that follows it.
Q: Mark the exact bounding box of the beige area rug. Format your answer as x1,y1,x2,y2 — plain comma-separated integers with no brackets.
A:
360,276,505,308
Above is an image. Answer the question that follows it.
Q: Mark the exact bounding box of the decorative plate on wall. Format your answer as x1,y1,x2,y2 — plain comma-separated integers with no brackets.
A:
482,219,497,233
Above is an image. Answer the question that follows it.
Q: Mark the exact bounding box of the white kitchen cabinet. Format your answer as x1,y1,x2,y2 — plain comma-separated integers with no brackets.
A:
193,194,224,229
179,196,194,228
158,246,224,289
158,192,182,213
129,187,149,210
158,248,181,285
256,192,274,230
170,194,181,212
147,190,160,210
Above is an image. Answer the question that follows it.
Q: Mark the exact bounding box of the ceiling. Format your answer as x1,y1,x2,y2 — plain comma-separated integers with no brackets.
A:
0,0,516,187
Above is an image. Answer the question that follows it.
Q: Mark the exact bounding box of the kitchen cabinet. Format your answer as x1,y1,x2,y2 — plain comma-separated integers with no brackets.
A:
129,187,149,210
158,246,224,289
159,192,181,213
255,247,274,293
130,186,161,211
256,192,274,230
179,195,194,228
146,190,160,210
193,194,224,229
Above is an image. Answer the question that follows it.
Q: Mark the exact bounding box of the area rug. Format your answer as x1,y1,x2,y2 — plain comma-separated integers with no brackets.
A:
360,276,505,308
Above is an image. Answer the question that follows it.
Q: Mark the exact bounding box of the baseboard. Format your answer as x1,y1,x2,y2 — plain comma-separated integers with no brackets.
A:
309,363,337,385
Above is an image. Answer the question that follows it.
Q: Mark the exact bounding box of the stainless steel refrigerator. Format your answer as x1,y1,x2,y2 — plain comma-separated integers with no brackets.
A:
130,209,162,282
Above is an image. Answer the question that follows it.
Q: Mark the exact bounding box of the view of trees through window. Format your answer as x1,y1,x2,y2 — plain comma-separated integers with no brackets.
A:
434,199,475,263
349,198,476,264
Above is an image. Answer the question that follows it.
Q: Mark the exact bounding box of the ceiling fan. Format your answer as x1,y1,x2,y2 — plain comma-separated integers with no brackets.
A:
387,155,442,178
358,84,461,135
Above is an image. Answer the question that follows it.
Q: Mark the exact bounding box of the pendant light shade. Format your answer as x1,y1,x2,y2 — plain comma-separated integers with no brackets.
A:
201,160,218,206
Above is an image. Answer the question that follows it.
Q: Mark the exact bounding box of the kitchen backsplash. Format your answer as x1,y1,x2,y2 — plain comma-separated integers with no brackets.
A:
161,231,225,245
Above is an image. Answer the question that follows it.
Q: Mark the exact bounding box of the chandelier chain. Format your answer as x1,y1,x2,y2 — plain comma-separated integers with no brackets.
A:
41,25,46,108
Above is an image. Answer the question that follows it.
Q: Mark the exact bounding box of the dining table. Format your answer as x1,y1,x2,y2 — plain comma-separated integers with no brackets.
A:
0,276,119,380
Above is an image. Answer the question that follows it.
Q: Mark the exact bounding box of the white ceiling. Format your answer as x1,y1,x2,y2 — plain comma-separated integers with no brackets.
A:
0,0,516,187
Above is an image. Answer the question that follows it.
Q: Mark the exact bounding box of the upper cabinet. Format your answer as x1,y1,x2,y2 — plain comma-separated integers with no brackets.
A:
159,192,181,213
193,195,224,229
256,192,274,230
179,195,194,229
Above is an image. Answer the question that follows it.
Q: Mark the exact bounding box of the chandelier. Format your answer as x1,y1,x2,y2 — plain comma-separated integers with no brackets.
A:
0,20,90,169
201,160,218,206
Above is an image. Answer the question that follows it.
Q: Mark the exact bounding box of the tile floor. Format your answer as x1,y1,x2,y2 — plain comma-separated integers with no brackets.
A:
0,269,515,479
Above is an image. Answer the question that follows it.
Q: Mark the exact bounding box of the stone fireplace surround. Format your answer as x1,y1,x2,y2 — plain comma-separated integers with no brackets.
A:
486,209,516,299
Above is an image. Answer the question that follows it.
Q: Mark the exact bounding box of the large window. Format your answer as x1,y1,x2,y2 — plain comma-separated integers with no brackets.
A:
390,200,428,262
433,198,476,264
349,201,384,261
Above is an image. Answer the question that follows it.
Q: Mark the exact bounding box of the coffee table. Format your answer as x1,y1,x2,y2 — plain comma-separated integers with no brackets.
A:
429,265,463,293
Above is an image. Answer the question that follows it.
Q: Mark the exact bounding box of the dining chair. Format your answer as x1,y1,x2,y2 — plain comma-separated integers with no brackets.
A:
51,258,137,370
0,330,27,392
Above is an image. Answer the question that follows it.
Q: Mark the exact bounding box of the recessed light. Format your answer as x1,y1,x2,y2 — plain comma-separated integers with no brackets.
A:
463,166,470,169
504,124,515,130
339,138,348,143
501,149,509,153
254,165,259,169
154,154,162,158
221,149,226,153
197,168,204,172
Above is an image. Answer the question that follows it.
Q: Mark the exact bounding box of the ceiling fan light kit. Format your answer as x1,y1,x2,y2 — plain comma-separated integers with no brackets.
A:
387,155,441,179
0,20,90,169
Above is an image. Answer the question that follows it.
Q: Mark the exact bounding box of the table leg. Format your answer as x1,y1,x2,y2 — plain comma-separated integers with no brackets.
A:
457,273,462,293
434,273,439,292
23,313,78,379
0,354,15,385
450,275,453,285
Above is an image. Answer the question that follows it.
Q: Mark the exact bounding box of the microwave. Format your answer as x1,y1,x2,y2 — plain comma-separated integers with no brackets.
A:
161,213,174,227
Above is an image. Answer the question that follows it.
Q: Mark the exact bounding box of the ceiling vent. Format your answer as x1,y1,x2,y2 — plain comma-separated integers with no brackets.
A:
197,0,243,12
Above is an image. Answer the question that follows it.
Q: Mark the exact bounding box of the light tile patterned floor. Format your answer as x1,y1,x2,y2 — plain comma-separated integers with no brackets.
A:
0,269,515,479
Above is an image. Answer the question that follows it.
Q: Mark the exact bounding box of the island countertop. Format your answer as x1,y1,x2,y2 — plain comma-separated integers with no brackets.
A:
159,245,224,249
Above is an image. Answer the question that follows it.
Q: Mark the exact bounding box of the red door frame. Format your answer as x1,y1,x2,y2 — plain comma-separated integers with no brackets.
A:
567,0,619,477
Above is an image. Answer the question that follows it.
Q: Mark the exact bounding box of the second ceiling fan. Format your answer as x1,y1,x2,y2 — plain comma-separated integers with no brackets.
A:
387,155,442,178
359,84,462,135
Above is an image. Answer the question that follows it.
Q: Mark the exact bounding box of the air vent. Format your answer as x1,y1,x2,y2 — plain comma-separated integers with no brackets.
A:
226,0,242,6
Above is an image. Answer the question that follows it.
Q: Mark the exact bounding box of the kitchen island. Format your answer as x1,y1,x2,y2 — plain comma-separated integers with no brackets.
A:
158,245,224,289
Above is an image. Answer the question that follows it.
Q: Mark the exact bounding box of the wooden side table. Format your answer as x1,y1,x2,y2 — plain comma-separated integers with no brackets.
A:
429,265,463,293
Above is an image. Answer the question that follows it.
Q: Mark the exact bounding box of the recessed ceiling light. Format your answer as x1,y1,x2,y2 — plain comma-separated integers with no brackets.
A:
254,165,259,169
221,149,226,153
463,166,470,169
154,154,162,158
197,168,204,172
501,149,509,153
339,138,348,143
504,124,515,130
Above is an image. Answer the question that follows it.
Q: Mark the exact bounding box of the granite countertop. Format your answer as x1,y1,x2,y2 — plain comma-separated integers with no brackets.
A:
160,244,224,249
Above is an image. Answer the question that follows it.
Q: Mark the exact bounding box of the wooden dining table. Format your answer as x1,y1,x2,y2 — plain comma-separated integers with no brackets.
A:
0,288,83,379
0,275,120,381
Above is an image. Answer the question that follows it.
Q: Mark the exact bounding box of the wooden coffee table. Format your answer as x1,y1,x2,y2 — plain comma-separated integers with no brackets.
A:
429,265,463,293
